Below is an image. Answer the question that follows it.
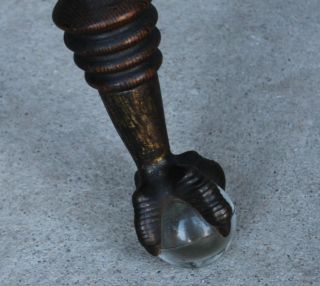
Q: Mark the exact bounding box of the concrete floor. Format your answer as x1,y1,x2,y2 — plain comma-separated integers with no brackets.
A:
0,0,319,285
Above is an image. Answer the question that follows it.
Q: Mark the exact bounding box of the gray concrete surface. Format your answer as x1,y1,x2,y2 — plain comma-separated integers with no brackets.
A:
0,0,319,285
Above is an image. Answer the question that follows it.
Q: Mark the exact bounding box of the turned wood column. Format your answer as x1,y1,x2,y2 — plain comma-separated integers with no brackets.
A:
53,0,232,258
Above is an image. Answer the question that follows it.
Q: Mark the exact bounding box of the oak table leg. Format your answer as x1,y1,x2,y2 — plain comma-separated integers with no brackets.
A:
52,0,235,268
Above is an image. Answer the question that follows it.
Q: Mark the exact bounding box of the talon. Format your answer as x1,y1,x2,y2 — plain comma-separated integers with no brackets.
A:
132,190,161,256
174,168,233,237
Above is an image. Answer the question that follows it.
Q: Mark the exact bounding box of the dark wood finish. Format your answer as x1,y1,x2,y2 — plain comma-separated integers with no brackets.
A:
53,0,232,257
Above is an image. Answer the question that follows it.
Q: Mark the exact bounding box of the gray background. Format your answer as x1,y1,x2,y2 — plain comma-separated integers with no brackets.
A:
0,0,319,285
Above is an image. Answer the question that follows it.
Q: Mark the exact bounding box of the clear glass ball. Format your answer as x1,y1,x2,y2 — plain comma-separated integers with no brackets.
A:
159,187,236,268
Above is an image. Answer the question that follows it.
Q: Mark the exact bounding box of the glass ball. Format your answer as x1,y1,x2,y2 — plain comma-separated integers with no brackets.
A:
159,187,236,268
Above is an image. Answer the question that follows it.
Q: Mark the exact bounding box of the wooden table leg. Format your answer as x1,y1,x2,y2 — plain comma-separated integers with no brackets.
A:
53,0,235,267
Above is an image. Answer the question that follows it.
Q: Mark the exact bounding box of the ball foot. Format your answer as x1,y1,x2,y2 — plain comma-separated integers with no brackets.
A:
133,151,236,267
